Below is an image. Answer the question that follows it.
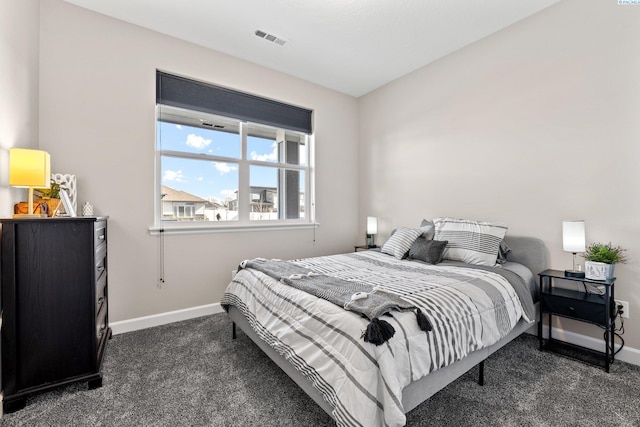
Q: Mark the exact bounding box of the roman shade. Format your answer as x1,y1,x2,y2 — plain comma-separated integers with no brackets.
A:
156,71,313,134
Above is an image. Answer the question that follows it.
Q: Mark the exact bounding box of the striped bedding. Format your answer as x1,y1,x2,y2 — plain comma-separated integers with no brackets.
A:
221,250,534,427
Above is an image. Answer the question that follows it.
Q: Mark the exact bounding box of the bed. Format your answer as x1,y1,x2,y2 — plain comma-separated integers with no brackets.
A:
222,228,547,427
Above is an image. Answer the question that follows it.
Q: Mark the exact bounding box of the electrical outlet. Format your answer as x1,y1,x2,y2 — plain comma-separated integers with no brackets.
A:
615,299,629,319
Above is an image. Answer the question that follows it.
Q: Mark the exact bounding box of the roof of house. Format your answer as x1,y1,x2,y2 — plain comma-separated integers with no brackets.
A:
161,185,208,203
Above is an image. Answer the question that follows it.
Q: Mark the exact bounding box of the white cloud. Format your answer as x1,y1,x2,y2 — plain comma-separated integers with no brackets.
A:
176,125,182,130
250,141,278,161
185,133,211,149
214,162,238,175
163,169,186,182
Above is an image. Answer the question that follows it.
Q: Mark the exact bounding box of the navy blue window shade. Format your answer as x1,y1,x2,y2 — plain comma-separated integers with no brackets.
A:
156,71,312,134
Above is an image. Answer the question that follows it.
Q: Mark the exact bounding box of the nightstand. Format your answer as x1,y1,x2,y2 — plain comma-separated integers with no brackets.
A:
354,245,378,252
538,269,616,372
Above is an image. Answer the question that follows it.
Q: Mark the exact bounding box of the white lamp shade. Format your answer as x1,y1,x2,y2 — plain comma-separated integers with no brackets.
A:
366,216,378,235
9,148,51,188
562,220,586,253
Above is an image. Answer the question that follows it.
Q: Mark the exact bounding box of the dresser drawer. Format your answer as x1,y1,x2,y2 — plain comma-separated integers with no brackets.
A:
541,292,606,325
95,252,107,280
96,272,107,313
96,302,108,343
94,221,107,247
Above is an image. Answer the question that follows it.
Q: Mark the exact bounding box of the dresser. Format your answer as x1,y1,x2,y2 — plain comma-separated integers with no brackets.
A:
0,217,110,412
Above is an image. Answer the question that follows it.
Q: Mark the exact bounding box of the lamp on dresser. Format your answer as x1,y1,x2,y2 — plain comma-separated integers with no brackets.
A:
9,148,51,218
562,220,586,278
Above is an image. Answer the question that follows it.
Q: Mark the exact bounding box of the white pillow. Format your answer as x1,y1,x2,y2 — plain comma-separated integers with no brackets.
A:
381,227,422,259
433,217,508,266
419,219,435,239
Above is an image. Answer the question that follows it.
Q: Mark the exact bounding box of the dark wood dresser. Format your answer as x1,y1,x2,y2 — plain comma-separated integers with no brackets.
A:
0,217,111,412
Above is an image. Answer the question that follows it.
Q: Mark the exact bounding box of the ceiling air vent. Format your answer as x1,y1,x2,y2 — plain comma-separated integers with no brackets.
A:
255,29,288,46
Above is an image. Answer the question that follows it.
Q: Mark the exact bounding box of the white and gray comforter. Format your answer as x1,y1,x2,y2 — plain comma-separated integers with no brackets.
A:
221,251,534,427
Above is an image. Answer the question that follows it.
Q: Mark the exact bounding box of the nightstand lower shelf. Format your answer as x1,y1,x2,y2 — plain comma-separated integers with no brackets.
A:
540,338,612,371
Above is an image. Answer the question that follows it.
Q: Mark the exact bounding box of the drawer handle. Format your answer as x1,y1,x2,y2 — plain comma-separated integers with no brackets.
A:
98,326,106,339
568,306,576,313
97,297,104,307
98,235,105,240
97,266,105,272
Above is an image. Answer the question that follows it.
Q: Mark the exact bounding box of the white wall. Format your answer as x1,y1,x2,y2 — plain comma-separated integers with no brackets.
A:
358,0,640,351
38,0,359,322
0,0,40,217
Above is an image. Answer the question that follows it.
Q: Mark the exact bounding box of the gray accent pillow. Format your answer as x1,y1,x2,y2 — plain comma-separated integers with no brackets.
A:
496,240,511,264
408,238,448,264
419,219,435,239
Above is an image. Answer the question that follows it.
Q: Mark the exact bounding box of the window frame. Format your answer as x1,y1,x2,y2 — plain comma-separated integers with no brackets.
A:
152,105,316,234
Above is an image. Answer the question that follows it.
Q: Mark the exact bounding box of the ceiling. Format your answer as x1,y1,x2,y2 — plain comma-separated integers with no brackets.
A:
63,0,561,97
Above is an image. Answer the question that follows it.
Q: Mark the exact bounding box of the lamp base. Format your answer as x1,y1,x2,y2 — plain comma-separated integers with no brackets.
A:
564,269,585,279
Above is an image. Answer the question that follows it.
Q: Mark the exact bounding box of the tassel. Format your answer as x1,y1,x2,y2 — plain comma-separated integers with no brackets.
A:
362,318,396,345
416,308,432,332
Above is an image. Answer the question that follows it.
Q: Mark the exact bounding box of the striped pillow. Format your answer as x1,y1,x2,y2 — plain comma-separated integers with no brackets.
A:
381,227,423,259
433,218,508,266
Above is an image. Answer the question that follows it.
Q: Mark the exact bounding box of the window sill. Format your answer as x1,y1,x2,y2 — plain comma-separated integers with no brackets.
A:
148,222,319,235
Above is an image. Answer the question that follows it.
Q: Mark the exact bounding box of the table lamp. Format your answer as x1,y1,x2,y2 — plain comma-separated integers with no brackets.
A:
366,216,378,248
10,148,51,218
562,220,585,278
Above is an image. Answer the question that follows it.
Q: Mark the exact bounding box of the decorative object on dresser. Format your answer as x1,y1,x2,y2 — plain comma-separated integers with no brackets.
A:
31,181,63,217
0,217,111,413
51,173,78,213
562,220,586,278
60,188,76,217
366,216,377,247
8,148,51,218
82,201,94,216
583,242,627,280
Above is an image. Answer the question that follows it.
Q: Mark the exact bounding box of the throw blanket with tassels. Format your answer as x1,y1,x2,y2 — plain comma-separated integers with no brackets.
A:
238,258,431,345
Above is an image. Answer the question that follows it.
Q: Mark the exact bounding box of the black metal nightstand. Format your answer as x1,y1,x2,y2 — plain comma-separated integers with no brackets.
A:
354,245,378,252
538,269,616,372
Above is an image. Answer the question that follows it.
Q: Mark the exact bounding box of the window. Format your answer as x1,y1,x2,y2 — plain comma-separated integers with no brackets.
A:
155,73,314,231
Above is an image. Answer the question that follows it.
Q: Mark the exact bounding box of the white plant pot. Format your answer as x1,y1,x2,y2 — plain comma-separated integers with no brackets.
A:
584,261,615,281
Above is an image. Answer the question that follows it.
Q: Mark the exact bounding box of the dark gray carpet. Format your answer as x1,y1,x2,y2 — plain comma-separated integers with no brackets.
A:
1,313,638,426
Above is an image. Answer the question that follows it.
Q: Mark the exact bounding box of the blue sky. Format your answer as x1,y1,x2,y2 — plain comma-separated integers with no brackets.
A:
158,122,280,203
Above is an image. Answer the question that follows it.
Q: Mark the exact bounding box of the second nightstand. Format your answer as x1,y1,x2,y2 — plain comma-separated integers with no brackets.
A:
538,269,616,372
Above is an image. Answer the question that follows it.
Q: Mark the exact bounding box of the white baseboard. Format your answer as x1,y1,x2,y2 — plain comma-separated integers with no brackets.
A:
539,324,640,367
110,303,225,335
110,306,640,367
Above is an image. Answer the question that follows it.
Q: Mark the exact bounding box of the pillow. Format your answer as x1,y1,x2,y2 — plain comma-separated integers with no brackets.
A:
408,238,448,264
381,227,422,259
433,217,508,266
419,219,435,240
496,240,511,264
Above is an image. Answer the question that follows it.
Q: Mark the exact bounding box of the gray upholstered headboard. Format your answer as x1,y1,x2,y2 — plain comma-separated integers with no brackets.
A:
503,236,548,277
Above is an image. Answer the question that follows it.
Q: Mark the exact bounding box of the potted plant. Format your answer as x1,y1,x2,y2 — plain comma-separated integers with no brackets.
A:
35,182,63,217
582,242,627,280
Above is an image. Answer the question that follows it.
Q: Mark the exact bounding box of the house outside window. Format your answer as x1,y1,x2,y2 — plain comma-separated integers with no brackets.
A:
161,185,209,221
